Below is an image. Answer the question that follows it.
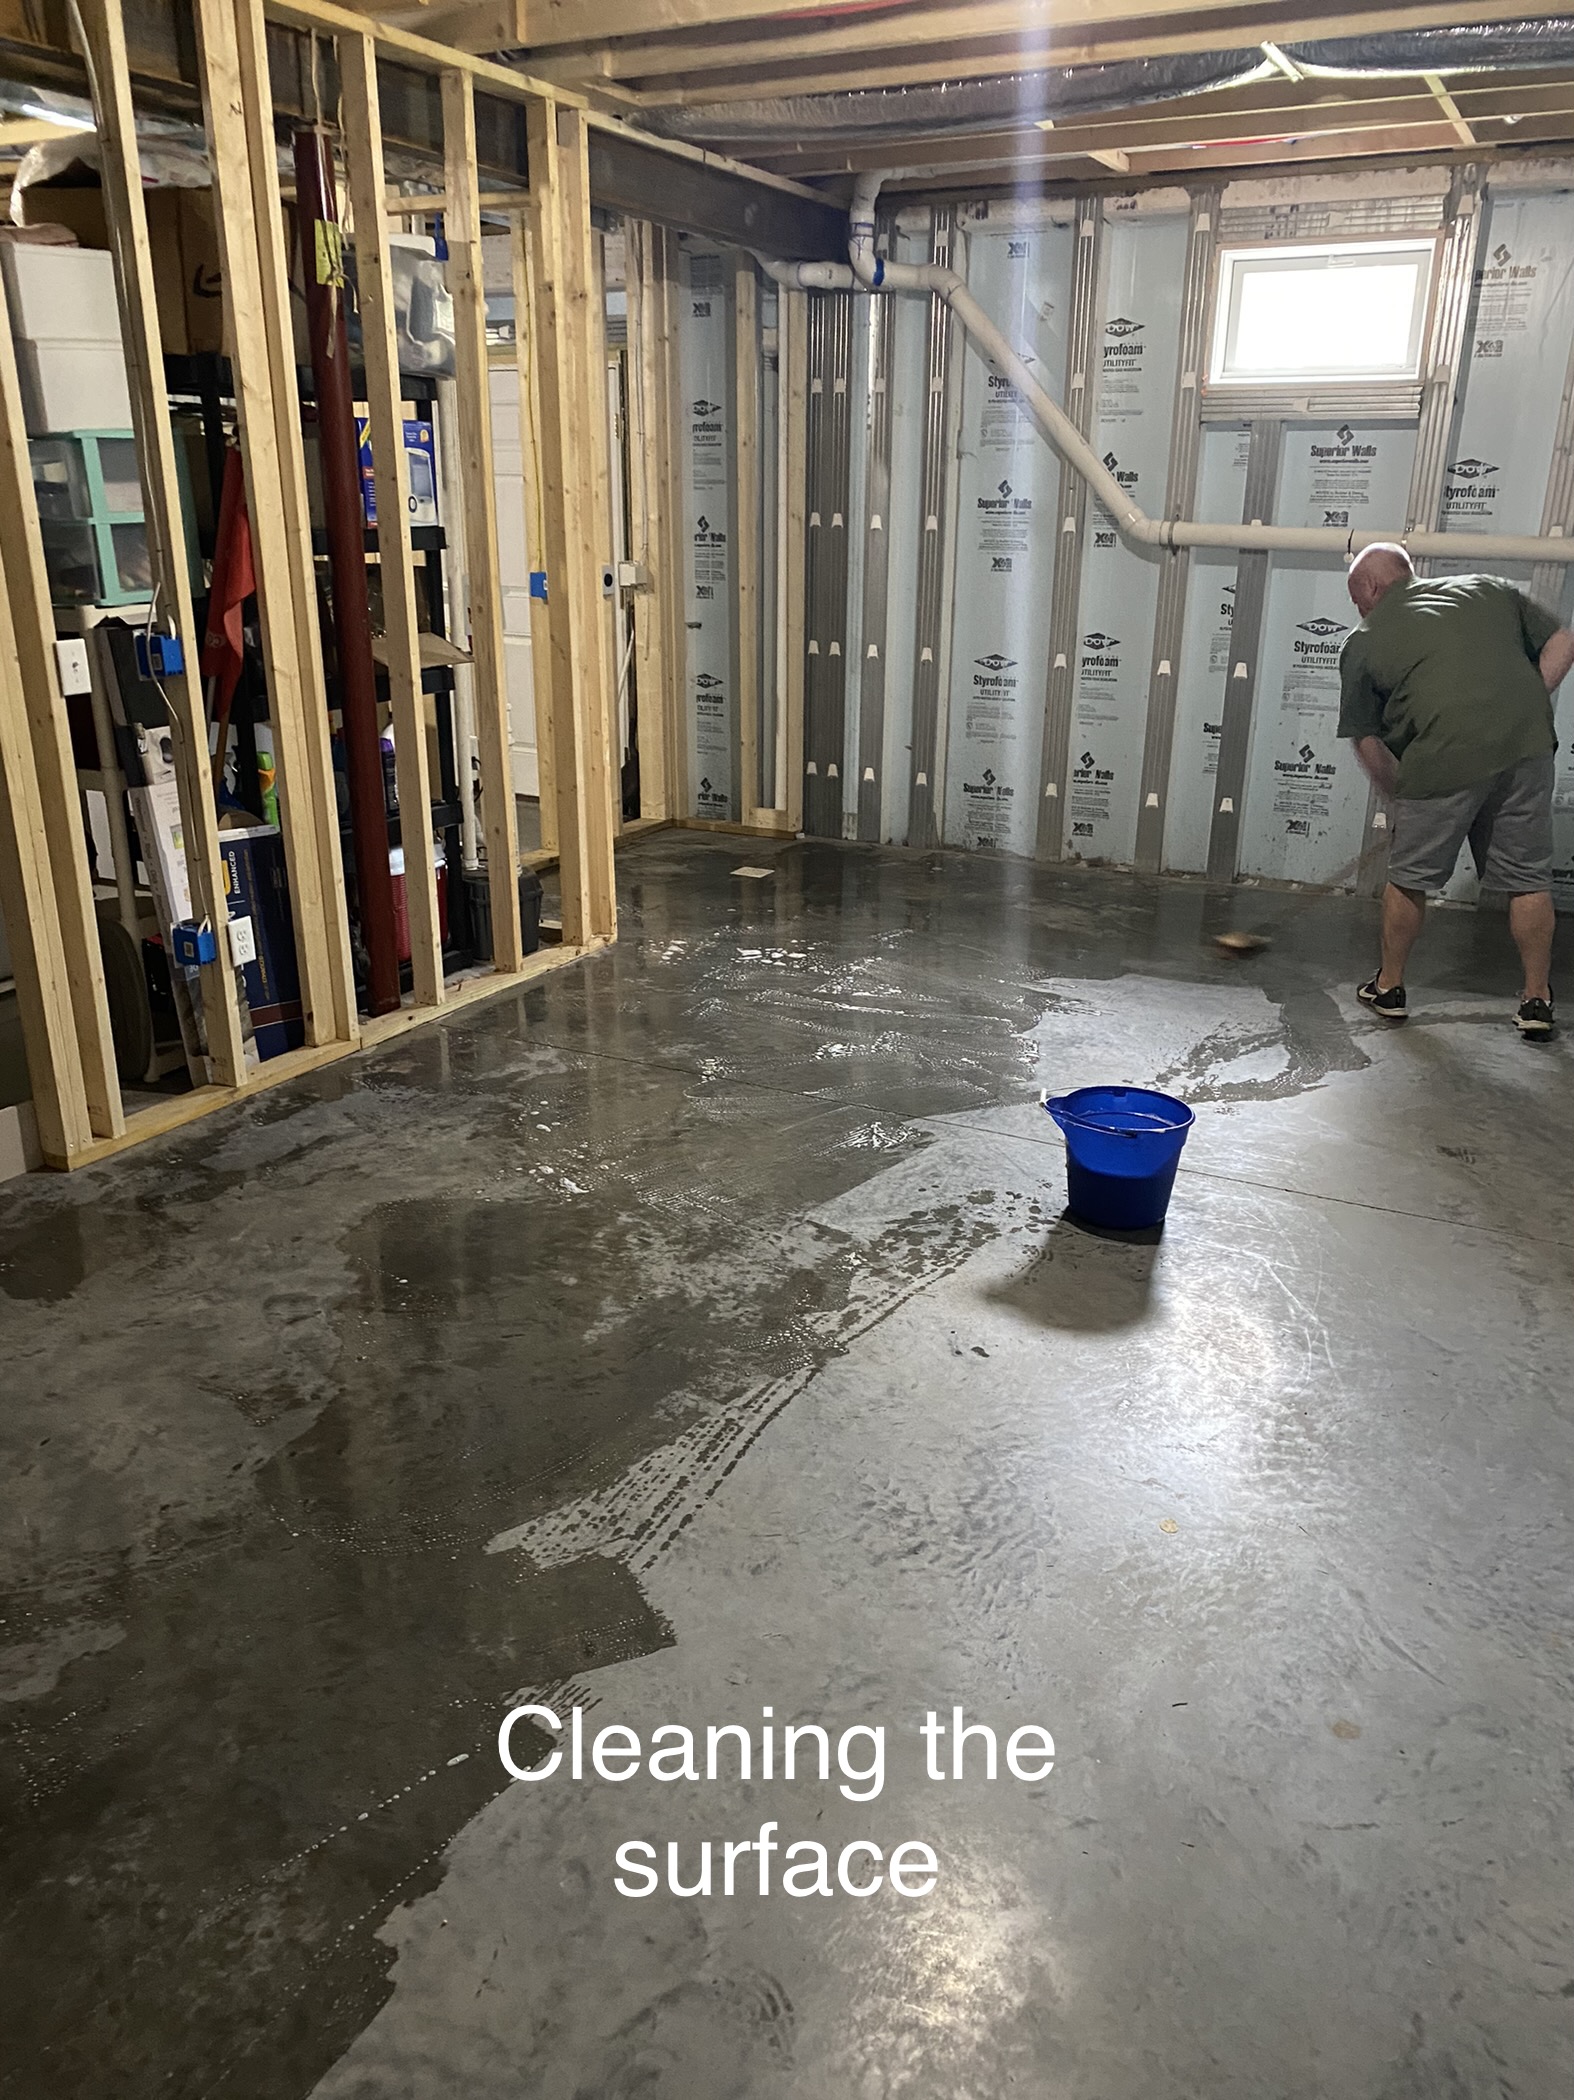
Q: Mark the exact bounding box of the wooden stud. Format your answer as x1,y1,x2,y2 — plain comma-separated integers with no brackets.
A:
194,0,347,1049
510,216,559,856
0,578,93,1162
559,106,618,936
75,0,248,1087
233,0,358,1043
733,253,761,821
443,68,524,971
625,219,673,822
526,96,618,946
780,285,808,835
0,274,122,1137
588,227,622,838
341,32,446,1008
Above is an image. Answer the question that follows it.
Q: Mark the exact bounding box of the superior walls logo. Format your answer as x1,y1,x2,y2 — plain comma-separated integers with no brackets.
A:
1479,240,1538,285
1101,451,1139,492
1274,740,1336,779
962,765,1014,802
977,478,1033,518
1310,426,1375,462
695,773,728,813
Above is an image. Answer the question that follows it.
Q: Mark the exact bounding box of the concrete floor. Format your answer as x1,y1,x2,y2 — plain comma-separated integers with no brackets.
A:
2,833,1571,2100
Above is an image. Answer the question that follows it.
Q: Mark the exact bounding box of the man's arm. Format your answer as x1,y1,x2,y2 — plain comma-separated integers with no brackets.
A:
1539,627,1574,692
1353,734,1400,800
1339,635,1396,796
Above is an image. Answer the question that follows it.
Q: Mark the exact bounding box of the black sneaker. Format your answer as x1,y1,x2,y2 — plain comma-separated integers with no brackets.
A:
1358,977,1407,1022
1516,993,1556,1039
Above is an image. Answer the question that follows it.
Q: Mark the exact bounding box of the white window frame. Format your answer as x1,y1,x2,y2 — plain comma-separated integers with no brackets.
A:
1208,237,1439,390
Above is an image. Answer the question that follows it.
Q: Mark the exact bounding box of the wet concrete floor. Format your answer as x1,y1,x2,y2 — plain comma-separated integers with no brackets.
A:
2,832,1571,2099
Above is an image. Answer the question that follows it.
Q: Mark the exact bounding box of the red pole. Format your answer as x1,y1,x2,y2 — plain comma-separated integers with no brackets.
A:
293,125,402,1015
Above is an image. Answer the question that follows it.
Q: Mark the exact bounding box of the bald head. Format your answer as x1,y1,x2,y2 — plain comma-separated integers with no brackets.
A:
1348,542,1414,617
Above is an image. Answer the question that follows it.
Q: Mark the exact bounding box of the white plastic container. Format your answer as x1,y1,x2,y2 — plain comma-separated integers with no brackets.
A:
14,339,134,437
0,243,123,344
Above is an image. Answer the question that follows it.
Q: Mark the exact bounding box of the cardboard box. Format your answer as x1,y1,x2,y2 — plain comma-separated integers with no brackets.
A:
355,414,439,527
16,184,227,357
17,185,110,249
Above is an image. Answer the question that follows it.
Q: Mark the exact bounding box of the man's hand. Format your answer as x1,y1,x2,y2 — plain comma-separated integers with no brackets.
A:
1539,627,1574,692
1353,734,1400,801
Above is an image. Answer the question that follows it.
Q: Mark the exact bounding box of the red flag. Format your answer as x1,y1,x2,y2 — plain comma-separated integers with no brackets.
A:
202,447,256,785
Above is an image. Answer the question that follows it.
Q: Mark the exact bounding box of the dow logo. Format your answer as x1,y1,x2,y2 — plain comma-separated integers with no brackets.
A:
976,654,1016,671
691,398,720,417
1082,632,1120,650
1105,317,1144,338
1297,617,1348,637
695,673,723,690
1448,457,1499,480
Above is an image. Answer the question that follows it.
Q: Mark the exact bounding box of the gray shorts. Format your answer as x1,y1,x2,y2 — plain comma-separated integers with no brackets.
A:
1387,751,1556,895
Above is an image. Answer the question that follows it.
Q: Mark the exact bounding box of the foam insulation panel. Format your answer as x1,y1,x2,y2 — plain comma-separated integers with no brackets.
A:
942,221,1075,854
677,237,738,821
1064,207,1188,865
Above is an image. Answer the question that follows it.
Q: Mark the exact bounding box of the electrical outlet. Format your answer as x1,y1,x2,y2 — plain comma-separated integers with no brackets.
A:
227,915,257,967
53,638,91,697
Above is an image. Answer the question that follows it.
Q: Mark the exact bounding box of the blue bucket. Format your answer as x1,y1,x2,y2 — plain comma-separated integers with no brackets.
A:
1043,1086,1195,1232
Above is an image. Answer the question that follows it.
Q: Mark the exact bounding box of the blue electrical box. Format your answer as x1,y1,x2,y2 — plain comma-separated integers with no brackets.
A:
171,919,217,968
529,570,548,601
134,631,186,679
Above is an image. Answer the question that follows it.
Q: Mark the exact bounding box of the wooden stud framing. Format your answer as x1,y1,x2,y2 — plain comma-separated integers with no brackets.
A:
526,97,618,945
233,0,358,1043
589,232,624,840
443,68,524,972
0,580,93,1162
76,0,248,1088
341,32,446,1008
780,285,808,836
511,216,560,856
733,254,761,821
625,219,674,823
0,274,122,1137
193,0,349,1048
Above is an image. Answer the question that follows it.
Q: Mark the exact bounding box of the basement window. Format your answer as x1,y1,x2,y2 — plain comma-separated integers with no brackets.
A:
1209,239,1435,387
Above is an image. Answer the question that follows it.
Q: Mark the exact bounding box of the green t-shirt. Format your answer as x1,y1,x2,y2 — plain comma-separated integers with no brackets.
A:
1337,573,1560,798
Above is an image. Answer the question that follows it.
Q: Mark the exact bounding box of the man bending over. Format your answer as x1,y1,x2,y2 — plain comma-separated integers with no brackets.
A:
1339,543,1574,1037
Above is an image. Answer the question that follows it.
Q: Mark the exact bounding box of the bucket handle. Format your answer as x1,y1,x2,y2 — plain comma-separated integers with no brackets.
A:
1042,1093,1187,1138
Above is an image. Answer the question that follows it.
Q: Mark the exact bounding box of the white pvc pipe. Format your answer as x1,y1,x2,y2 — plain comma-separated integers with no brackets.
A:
760,195,1574,569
